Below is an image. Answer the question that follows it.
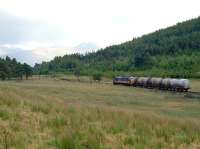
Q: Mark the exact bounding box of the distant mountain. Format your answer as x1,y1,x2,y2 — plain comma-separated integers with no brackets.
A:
35,17,200,78
0,48,42,66
0,43,100,66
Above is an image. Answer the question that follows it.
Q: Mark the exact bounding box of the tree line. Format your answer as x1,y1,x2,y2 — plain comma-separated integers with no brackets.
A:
0,56,33,80
34,17,200,78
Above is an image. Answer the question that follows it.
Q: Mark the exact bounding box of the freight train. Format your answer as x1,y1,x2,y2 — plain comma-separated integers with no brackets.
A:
113,76,190,92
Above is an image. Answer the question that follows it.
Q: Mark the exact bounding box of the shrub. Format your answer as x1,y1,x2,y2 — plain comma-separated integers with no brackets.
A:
92,73,102,81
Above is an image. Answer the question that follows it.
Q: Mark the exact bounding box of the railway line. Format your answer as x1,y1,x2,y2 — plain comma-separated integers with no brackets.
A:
185,91,200,98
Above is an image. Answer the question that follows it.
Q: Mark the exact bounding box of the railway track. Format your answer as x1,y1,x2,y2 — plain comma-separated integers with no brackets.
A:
185,91,200,98
149,89,200,99
113,83,200,99
148,89,200,99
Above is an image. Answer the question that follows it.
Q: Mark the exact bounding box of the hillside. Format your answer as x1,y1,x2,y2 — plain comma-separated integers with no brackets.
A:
34,17,200,78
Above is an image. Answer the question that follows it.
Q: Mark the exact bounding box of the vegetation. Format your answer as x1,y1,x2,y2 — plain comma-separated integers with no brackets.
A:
92,72,102,81
1,15,200,149
0,56,33,80
34,17,200,78
0,77,200,148
74,69,81,81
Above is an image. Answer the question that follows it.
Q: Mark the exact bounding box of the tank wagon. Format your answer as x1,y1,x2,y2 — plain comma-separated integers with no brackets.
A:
149,78,163,89
113,76,190,92
136,77,149,87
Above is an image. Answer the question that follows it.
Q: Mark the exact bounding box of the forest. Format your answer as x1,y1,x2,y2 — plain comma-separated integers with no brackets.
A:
34,17,200,78
0,56,33,80
3,17,200,79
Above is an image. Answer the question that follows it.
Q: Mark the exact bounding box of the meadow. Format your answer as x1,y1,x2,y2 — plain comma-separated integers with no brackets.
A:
0,77,200,149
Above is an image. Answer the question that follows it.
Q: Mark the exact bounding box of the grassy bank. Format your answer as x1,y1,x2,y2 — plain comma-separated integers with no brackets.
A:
0,79,200,148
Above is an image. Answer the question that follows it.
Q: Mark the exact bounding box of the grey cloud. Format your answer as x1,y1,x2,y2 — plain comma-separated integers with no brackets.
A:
0,47,43,66
0,11,67,44
0,11,100,65
0,42,100,66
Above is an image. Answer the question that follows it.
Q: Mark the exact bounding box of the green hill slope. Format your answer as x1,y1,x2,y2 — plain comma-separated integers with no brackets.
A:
34,17,200,78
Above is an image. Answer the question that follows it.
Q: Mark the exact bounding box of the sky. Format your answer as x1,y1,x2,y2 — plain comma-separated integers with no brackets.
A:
0,0,200,65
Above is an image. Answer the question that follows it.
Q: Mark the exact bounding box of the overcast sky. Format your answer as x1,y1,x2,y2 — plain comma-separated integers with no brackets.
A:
0,0,200,65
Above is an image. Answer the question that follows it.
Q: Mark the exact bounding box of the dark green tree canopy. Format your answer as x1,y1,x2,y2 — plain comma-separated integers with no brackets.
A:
0,57,32,80
34,17,200,78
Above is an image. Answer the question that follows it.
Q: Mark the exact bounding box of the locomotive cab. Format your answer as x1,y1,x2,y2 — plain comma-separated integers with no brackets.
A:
113,76,136,86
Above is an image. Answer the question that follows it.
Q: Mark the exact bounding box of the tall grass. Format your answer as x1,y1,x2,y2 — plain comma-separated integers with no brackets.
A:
0,79,200,148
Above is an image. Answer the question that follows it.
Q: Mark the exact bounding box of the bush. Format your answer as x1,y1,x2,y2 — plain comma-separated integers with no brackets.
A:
92,73,102,81
0,71,7,80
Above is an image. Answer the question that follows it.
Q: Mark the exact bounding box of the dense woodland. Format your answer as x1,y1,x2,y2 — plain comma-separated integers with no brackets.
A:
0,17,193,78
0,56,33,80
34,17,200,78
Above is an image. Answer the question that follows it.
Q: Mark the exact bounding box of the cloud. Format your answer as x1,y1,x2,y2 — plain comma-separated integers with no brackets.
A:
0,11,67,44
0,47,42,66
0,11,72,65
0,42,100,66
1,0,200,65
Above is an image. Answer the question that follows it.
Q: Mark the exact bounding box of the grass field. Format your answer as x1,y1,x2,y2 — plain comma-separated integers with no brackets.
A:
0,78,200,149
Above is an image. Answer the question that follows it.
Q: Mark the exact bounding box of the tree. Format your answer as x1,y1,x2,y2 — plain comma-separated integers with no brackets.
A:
32,17,200,78
0,71,7,80
92,72,102,82
23,63,33,80
15,64,24,80
0,57,32,81
74,69,80,81
0,60,9,80
133,48,152,68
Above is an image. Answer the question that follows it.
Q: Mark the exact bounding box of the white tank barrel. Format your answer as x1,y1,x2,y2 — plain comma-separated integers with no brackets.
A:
151,77,162,88
161,78,171,89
